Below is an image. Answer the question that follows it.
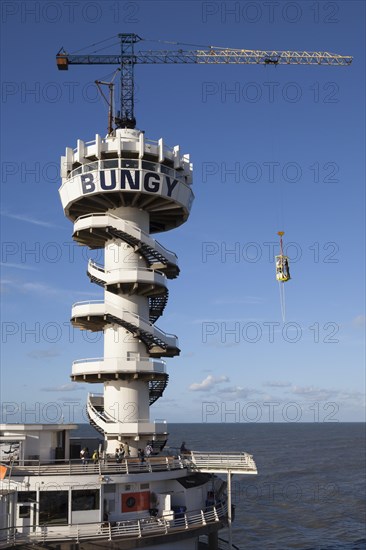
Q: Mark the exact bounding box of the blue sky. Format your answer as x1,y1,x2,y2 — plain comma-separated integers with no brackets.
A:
1,1,365,424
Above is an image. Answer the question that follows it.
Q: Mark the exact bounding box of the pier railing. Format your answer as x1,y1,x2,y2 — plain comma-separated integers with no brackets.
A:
2,451,257,477
2,456,185,476
0,502,228,547
190,451,257,474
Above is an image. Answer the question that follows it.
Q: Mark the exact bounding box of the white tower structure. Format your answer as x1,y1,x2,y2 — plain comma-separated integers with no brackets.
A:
59,127,193,456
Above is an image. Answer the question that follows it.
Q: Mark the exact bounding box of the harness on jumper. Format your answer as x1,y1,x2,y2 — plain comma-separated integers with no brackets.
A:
275,231,291,282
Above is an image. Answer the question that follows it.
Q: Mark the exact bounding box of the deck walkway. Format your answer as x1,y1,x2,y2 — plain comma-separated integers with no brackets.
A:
2,451,257,477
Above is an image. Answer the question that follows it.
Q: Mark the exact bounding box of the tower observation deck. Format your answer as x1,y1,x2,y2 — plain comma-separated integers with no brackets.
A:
60,127,193,455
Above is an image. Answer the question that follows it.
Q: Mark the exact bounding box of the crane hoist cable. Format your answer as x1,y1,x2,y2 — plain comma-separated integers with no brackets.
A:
69,35,118,55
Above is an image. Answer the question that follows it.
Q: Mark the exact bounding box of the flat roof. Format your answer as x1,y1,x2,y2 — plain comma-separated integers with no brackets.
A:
0,424,78,433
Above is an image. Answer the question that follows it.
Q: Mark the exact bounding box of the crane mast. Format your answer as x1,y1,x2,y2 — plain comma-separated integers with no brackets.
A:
56,32,352,129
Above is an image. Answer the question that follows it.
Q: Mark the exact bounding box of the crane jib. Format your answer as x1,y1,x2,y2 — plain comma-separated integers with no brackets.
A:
57,52,353,67
80,170,179,198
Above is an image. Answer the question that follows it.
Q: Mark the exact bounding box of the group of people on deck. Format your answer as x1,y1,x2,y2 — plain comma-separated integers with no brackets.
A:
180,441,190,455
115,443,153,463
115,441,130,462
80,447,100,465
137,444,153,463
80,440,191,464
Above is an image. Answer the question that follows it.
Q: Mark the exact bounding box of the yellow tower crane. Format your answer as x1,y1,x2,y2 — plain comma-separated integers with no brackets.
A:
56,33,352,129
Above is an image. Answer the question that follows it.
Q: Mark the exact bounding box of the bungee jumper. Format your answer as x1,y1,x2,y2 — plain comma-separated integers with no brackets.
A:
275,231,291,322
275,231,291,282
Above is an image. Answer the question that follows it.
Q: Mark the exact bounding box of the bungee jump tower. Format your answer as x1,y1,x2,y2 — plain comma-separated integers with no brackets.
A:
61,126,193,457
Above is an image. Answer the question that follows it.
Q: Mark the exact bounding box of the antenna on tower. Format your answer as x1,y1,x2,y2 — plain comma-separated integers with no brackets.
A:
95,69,120,135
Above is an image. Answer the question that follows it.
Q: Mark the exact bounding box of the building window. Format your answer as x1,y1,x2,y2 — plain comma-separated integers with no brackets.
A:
39,491,68,525
19,506,31,518
107,500,115,513
72,489,100,511
141,161,156,171
102,159,118,169
103,484,116,494
121,159,138,169
17,491,36,503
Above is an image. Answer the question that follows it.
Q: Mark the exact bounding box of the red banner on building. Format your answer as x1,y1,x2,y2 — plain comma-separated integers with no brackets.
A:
121,491,150,513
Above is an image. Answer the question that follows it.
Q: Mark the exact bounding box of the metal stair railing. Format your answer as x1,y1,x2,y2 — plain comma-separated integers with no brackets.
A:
71,300,179,356
73,356,166,374
189,451,257,474
88,374,168,408
73,213,179,278
148,291,169,322
149,376,169,405
87,260,167,281
87,394,116,434
87,261,168,322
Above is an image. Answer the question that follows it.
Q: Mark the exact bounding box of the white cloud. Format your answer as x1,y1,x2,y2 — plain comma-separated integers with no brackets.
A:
189,375,229,392
19,282,101,299
290,385,338,400
27,349,60,359
216,385,261,399
41,384,84,392
1,212,58,228
22,282,60,295
289,385,365,406
264,380,292,388
352,315,365,328
0,262,37,271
